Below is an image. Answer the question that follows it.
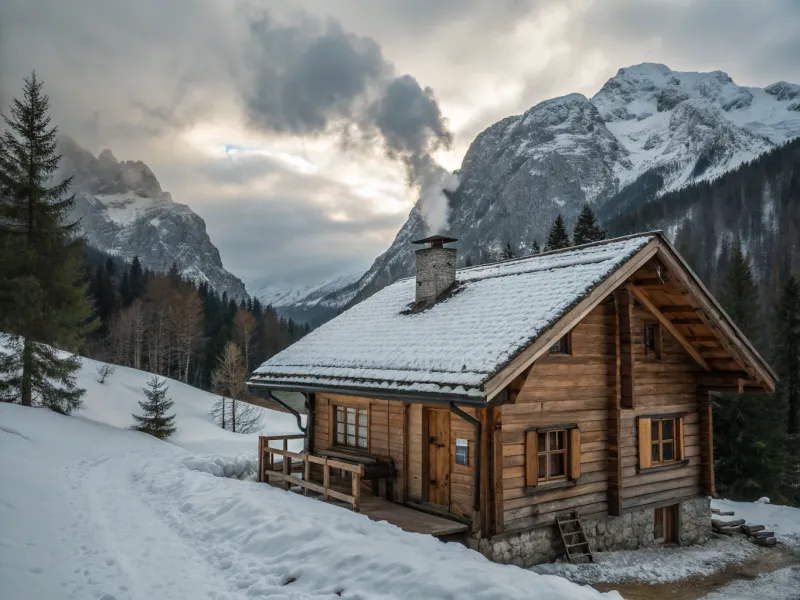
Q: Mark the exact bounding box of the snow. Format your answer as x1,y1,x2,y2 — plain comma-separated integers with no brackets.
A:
72,354,303,456
0,393,618,599
250,235,653,397
712,498,800,551
532,536,760,585
249,270,363,310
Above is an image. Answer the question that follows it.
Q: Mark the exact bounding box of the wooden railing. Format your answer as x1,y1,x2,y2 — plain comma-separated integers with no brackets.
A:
258,435,366,511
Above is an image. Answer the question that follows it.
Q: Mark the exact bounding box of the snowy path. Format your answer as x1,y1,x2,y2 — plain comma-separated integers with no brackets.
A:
0,404,616,600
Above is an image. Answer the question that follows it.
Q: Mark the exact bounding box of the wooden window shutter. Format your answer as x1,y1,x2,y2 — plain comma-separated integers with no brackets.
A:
677,417,685,460
525,430,538,487
569,428,581,480
638,417,652,470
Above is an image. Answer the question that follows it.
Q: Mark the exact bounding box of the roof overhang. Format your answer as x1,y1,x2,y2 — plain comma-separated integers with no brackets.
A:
247,379,487,407
482,233,776,400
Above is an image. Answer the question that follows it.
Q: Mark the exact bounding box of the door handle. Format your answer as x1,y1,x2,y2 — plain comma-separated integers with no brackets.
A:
430,479,437,485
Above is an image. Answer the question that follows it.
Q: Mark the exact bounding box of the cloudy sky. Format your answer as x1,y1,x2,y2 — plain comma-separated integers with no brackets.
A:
2,0,799,287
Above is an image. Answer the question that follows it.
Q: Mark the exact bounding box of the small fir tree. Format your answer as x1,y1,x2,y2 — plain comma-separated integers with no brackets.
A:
132,375,176,439
572,204,606,245
501,242,515,260
545,214,570,251
530,240,541,255
774,275,800,435
464,254,474,267
0,73,95,413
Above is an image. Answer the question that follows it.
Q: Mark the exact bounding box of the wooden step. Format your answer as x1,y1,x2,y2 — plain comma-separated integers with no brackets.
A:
712,518,745,529
752,531,775,539
752,536,777,547
743,524,765,536
712,509,735,516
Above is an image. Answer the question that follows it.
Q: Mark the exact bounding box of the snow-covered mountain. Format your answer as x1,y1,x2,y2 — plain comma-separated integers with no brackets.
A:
249,270,363,324
279,63,800,318
59,138,248,299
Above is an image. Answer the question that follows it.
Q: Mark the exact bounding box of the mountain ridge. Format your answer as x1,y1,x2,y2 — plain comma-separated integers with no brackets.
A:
275,62,800,322
58,138,248,299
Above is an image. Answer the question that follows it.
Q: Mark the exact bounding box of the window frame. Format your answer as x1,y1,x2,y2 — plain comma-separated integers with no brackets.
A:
524,423,580,492
650,416,678,465
537,428,569,483
643,322,662,360
637,413,688,473
548,332,572,356
333,404,369,451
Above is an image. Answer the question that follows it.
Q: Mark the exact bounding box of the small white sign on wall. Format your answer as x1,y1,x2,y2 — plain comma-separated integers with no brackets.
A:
455,438,469,466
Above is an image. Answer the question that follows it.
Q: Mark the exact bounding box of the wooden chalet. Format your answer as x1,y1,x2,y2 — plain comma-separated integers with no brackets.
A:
247,232,775,566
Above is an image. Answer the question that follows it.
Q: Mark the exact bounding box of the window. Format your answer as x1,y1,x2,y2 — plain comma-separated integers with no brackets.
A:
525,425,581,489
549,333,571,355
644,323,661,359
538,429,567,482
334,406,368,450
638,415,685,470
651,417,677,464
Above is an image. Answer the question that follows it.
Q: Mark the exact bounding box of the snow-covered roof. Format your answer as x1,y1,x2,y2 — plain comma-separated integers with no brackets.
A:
249,234,655,400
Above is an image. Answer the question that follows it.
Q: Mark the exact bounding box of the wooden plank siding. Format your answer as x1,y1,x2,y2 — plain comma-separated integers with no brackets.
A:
313,393,478,520
500,301,615,533
619,303,704,510
499,287,707,533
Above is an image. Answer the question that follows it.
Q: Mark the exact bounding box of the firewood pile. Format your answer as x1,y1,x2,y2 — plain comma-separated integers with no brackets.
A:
711,508,776,547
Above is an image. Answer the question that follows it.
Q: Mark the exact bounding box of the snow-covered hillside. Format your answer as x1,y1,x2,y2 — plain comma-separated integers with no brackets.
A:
59,137,248,299
278,63,800,318
0,359,617,600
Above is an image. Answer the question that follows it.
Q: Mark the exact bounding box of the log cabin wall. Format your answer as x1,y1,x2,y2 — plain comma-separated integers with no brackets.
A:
406,403,478,519
312,393,477,517
312,393,405,500
498,291,705,534
620,304,703,511
500,301,615,534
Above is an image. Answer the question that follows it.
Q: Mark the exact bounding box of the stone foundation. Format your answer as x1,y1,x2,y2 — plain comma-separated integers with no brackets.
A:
470,496,711,567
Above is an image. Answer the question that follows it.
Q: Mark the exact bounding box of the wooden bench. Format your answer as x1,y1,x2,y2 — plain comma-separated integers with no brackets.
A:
316,448,395,498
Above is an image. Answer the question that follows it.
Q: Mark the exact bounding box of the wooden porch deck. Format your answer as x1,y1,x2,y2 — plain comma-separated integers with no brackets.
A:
355,496,469,537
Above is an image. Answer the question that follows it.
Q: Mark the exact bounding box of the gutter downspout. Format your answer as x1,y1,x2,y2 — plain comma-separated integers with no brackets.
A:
267,391,307,434
447,402,481,511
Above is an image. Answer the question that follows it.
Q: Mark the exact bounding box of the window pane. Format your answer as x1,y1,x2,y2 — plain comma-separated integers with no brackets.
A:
651,421,659,441
346,408,356,424
336,407,344,422
652,443,660,462
550,453,566,477
538,454,547,479
336,432,344,444
358,436,368,449
538,432,546,451
358,411,368,426
663,442,674,461
347,434,356,447
549,338,564,354
662,419,674,441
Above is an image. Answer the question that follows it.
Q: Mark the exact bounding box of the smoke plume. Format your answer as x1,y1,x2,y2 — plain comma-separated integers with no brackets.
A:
242,11,455,232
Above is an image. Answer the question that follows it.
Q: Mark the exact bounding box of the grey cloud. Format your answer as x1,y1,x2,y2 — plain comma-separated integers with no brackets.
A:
240,9,453,230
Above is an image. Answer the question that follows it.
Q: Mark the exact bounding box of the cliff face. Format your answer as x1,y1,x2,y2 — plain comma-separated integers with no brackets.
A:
280,63,800,322
59,138,248,299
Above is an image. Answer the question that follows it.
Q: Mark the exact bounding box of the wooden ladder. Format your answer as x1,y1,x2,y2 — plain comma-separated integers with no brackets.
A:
556,512,594,563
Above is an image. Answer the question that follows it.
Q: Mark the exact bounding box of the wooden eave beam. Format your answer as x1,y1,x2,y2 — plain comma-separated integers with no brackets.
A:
629,285,711,371
654,246,776,392
482,239,661,401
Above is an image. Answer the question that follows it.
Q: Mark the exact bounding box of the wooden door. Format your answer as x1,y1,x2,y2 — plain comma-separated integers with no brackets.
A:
654,505,678,544
426,409,451,507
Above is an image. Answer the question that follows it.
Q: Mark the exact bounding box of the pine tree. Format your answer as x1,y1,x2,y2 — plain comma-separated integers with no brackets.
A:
464,254,474,267
545,214,570,251
501,242,515,260
531,240,541,255
774,275,800,435
132,375,176,439
572,204,606,245
719,242,761,347
0,73,95,413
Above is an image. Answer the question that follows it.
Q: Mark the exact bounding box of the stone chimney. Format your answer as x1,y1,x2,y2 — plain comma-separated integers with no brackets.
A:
412,235,458,304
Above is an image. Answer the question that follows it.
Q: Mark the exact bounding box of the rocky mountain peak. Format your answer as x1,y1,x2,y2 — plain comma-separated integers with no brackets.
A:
59,138,247,299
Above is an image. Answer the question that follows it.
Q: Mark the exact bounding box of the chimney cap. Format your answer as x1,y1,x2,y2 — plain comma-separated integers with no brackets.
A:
411,235,458,248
